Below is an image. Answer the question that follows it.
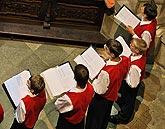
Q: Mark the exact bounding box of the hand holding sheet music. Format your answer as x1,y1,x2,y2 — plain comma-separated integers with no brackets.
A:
74,47,105,80
115,5,140,29
41,62,76,99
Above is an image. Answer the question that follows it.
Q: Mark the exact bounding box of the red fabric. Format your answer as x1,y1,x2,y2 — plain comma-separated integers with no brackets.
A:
101,56,129,101
22,89,46,128
130,54,146,80
62,82,94,124
104,0,115,8
0,104,4,123
134,19,157,54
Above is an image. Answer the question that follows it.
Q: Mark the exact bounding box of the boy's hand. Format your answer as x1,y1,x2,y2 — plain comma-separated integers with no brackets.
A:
126,25,135,35
99,53,108,60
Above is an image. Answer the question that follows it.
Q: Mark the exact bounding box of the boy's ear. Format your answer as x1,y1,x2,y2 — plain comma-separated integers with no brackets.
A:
111,53,115,58
135,48,140,54
30,89,35,94
104,45,109,52
144,14,148,19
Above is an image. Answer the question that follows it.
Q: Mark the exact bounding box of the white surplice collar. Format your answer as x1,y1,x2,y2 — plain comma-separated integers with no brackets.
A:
140,20,152,26
130,54,142,62
106,57,122,66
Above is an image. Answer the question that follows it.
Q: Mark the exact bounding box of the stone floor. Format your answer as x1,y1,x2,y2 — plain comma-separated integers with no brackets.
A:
0,37,164,129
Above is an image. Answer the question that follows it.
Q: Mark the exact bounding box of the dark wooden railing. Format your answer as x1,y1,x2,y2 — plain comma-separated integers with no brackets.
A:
0,0,107,46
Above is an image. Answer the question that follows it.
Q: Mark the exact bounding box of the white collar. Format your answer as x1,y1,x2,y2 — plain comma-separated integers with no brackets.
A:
140,20,151,26
106,57,122,65
28,91,37,97
69,84,87,92
131,54,142,62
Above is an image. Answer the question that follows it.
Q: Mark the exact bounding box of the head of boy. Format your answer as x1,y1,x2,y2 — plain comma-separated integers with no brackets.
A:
27,75,45,95
141,2,157,21
74,64,89,89
104,39,123,59
130,38,147,55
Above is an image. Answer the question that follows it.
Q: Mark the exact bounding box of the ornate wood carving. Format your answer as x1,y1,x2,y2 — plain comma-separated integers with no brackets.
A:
0,0,105,30
54,3,98,24
0,0,42,18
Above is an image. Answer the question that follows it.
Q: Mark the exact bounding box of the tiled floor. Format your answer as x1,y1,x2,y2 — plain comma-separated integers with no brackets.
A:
0,38,87,129
0,37,164,129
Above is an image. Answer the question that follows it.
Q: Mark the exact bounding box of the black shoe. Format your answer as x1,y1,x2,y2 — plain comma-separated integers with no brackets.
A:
144,72,151,78
108,115,120,124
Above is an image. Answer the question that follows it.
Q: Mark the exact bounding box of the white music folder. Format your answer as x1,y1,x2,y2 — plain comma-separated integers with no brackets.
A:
116,36,132,57
41,62,76,99
74,46,106,80
115,5,140,29
2,70,31,109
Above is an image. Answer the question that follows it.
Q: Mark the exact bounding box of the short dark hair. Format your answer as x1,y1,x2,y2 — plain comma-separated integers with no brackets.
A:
29,75,45,95
74,64,89,89
144,3,157,21
105,39,123,57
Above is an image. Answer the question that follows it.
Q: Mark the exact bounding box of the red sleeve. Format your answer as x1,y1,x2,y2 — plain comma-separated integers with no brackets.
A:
0,104,4,123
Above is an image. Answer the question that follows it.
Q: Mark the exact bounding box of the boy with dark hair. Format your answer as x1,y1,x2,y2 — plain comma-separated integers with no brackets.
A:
55,64,94,129
10,75,46,129
109,38,148,124
85,39,129,129
126,1,157,54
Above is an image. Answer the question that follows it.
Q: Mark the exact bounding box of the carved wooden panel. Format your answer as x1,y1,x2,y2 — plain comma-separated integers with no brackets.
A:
0,0,42,18
0,0,105,30
52,3,100,29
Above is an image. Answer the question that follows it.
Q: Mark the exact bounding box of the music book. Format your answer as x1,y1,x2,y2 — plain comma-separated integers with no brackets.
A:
114,5,140,29
74,46,106,80
116,36,132,57
2,70,31,109
40,62,76,99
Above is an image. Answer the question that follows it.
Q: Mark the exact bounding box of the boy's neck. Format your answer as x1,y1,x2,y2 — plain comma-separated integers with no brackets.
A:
143,17,150,21
76,85,83,89
111,57,120,62
133,52,141,56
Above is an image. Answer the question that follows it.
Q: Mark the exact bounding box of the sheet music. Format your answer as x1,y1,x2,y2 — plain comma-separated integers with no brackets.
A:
4,70,31,107
115,5,140,29
74,47,105,80
41,62,76,99
116,36,132,57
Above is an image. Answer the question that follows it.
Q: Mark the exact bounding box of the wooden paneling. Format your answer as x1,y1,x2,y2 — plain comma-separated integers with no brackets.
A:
0,0,105,30
0,0,107,45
